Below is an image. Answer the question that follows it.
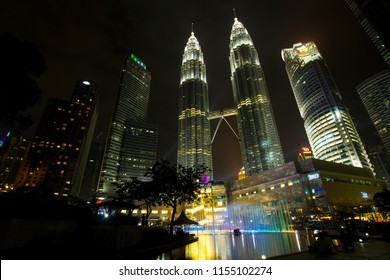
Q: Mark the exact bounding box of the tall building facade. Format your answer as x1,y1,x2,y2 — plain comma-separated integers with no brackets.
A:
229,17,284,176
0,134,29,190
79,140,105,201
99,54,158,197
357,70,390,156
177,31,213,177
282,42,372,171
15,80,98,198
345,0,390,67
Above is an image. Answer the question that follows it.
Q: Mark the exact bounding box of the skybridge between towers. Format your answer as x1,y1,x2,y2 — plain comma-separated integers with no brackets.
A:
207,107,239,144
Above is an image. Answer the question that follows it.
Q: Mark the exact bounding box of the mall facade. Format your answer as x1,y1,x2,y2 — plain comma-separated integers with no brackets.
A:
227,158,385,229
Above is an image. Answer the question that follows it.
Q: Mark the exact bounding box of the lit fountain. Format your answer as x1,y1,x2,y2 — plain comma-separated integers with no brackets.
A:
189,199,293,233
226,199,292,232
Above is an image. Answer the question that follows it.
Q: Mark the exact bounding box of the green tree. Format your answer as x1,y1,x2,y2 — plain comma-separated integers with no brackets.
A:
146,160,211,235
0,33,45,132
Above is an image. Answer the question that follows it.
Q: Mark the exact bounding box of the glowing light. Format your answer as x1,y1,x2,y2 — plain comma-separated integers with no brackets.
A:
308,173,319,180
82,81,90,85
200,175,209,184
296,44,308,53
361,192,369,198
302,147,311,152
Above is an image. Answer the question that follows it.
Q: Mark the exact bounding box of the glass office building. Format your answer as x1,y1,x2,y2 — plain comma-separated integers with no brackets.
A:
229,17,284,176
282,42,372,171
357,70,390,157
177,31,213,178
345,0,390,67
99,54,158,197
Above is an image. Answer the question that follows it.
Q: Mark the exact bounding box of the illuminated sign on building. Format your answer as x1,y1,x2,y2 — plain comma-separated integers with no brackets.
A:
298,147,314,161
130,53,146,70
308,173,319,180
361,192,369,198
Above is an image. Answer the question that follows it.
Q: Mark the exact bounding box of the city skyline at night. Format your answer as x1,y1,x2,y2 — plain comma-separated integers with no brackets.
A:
1,0,388,182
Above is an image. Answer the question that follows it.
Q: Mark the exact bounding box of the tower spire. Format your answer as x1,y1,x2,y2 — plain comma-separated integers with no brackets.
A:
191,22,194,35
233,8,237,19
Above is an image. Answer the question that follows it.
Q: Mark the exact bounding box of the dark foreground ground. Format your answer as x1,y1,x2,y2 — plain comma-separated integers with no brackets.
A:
271,238,390,260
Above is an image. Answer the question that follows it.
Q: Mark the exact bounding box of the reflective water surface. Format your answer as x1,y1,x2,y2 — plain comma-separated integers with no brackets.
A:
157,232,312,260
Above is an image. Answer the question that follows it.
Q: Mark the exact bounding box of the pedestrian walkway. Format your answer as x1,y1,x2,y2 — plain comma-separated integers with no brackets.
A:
271,239,390,260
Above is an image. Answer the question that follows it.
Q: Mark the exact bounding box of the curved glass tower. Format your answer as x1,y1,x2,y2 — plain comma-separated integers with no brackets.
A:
357,70,390,157
282,42,372,171
229,17,284,176
177,31,213,177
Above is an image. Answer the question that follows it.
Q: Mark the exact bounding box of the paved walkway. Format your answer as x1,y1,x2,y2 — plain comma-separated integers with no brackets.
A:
271,239,390,260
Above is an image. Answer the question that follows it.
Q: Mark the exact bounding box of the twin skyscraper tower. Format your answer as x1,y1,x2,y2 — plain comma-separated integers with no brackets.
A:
178,17,285,179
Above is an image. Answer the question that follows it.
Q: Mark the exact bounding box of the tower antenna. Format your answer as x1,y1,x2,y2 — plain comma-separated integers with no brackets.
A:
191,22,194,34
233,8,237,18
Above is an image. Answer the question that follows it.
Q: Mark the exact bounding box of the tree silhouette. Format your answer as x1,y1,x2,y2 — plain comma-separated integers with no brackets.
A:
0,33,45,132
374,189,390,214
145,160,211,235
115,177,160,224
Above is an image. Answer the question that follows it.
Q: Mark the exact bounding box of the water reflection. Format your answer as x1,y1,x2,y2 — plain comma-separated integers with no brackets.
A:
157,232,312,260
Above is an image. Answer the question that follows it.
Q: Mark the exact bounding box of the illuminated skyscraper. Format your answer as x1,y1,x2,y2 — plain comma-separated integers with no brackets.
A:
177,31,213,177
357,70,390,156
345,0,390,67
15,80,98,197
282,42,372,171
229,17,284,176
99,54,158,197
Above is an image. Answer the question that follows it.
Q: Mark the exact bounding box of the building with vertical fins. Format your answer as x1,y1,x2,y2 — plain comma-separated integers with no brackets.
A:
229,17,284,176
15,80,98,198
345,0,390,67
281,42,372,171
357,70,390,157
177,31,213,178
99,54,158,197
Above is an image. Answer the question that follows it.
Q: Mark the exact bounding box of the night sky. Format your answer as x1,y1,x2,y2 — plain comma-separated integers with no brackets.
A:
1,0,387,181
